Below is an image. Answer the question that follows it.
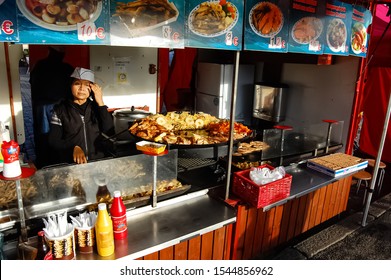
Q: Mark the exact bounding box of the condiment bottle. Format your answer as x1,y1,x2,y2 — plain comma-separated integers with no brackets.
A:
35,231,52,260
110,191,128,240
95,203,115,256
95,175,111,204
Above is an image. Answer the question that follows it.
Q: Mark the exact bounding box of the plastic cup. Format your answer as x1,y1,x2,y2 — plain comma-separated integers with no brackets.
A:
45,230,76,260
74,226,95,254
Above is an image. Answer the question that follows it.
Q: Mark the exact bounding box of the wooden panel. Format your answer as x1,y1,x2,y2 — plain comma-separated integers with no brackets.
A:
252,208,267,257
188,235,201,260
212,227,226,260
231,204,249,260
159,246,174,260
341,177,352,212
286,198,300,241
321,184,333,223
242,207,258,260
277,200,293,245
301,192,314,232
314,186,327,226
223,224,233,260
294,196,308,237
174,241,188,260
329,181,340,218
261,207,276,254
308,188,321,230
200,231,214,260
269,205,284,249
333,179,344,217
143,251,159,260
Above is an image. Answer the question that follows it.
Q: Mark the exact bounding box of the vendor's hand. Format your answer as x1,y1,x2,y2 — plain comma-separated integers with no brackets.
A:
89,83,104,106
73,146,87,164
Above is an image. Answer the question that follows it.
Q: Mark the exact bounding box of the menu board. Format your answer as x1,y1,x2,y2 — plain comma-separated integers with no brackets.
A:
244,0,290,53
0,0,19,42
185,0,243,50
349,5,372,58
322,0,352,56
17,0,110,44
109,0,184,48
287,0,325,54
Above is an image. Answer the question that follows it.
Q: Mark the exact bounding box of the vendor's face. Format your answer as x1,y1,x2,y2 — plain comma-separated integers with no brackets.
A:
71,79,91,102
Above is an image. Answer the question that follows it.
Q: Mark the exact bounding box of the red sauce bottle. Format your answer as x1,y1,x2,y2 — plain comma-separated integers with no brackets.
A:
110,191,128,240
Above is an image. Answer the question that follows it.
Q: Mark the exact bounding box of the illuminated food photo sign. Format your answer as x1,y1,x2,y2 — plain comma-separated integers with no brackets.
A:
349,5,372,58
287,0,325,54
16,0,110,44
185,0,244,50
109,0,184,48
244,0,290,53
0,0,19,42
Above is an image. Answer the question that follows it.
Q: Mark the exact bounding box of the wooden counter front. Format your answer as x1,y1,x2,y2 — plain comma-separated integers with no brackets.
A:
231,175,352,259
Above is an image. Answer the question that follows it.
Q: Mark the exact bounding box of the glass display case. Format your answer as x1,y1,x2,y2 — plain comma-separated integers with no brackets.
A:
0,150,187,233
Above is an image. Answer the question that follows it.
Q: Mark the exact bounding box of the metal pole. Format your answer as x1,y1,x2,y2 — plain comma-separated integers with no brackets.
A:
225,51,240,201
361,89,391,226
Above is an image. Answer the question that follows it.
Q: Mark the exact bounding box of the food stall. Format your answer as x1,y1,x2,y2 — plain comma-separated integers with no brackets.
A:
0,0,383,260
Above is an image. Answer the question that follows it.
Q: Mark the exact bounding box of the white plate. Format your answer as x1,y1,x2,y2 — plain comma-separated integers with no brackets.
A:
188,1,238,38
326,18,347,52
249,2,284,38
17,0,102,32
291,16,323,45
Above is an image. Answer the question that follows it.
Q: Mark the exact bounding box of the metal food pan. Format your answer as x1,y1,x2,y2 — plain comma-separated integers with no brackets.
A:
24,196,87,219
0,208,18,232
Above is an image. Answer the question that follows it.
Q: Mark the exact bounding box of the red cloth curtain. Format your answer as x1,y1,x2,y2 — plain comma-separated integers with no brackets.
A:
359,67,391,162
161,48,197,112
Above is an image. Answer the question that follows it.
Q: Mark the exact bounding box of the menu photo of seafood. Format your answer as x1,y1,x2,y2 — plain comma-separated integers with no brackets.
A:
249,1,283,38
350,22,367,55
291,17,323,45
112,0,179,35
17,0,103,31
188,0,238,37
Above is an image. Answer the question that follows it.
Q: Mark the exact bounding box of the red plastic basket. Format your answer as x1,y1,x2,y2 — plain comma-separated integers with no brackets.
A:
232,164,292,208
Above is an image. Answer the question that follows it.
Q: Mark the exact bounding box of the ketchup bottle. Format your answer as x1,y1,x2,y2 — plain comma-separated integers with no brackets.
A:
110,191,128,240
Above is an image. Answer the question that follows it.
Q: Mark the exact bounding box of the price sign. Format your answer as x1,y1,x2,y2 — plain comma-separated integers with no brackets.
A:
77,21,97,42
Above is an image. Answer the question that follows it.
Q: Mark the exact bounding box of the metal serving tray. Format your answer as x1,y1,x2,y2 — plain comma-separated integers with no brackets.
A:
0,208,18,232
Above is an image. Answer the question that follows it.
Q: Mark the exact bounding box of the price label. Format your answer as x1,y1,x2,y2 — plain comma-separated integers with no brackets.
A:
309,40,321,52
77,21,97,42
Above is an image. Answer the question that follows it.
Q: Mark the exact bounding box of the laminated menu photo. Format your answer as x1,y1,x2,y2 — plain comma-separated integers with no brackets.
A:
0,0,19,42
244,0,290,53
349,5,372,58
109,0,185,48
287,0,326,54
16,0,110,44
185,0,244,50
322,0,353,56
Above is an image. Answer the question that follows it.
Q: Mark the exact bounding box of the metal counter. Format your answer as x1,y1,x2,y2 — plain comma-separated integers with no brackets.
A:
77,190,236,260
261,162,356,211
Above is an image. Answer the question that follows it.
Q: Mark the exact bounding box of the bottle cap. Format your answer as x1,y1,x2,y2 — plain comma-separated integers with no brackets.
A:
113,190,121,197
38,231,45,237
98,203,107,210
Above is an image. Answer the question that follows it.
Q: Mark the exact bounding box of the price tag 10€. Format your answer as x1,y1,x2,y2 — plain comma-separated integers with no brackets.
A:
77,21,97,42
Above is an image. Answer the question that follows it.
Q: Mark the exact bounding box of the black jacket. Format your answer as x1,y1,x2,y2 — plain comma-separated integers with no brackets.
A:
48,99,114,164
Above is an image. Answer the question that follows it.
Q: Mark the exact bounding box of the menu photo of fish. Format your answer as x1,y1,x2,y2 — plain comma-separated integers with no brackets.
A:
113,0,179,33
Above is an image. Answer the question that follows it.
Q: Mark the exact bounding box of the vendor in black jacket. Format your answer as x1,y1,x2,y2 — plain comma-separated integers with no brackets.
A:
49,67,114,164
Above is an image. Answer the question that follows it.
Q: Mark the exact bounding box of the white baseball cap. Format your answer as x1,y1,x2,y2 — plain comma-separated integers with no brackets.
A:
71,67,95,83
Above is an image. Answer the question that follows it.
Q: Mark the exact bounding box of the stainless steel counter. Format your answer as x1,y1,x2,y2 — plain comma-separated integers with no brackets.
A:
261,162,357,211
77,190,236,260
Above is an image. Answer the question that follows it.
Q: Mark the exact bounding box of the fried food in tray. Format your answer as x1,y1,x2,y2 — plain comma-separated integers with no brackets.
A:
233,141,270,156
0,178,38,207
114,0,178,30
250,2,283,37
129,111,253,146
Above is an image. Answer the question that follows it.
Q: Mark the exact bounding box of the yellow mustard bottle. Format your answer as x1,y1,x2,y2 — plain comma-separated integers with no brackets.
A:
95,203,115,257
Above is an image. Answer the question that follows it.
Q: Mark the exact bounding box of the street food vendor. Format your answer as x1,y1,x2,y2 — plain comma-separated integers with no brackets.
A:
48,67,114,165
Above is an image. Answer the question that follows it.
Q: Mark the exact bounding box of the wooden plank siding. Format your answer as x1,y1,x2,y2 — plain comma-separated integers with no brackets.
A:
231,176,353,259
139,224,233,260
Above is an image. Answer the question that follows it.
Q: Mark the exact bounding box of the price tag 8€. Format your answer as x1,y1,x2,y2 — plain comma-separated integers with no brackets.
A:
77,21,96,42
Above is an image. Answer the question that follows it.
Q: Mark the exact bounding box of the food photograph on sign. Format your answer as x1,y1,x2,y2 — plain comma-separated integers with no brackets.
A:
188,0,238,37
249,1,283,38
291,16,323,44
350,21,367,54
326,18,347,52
17,0,103,31
112,0,179,34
